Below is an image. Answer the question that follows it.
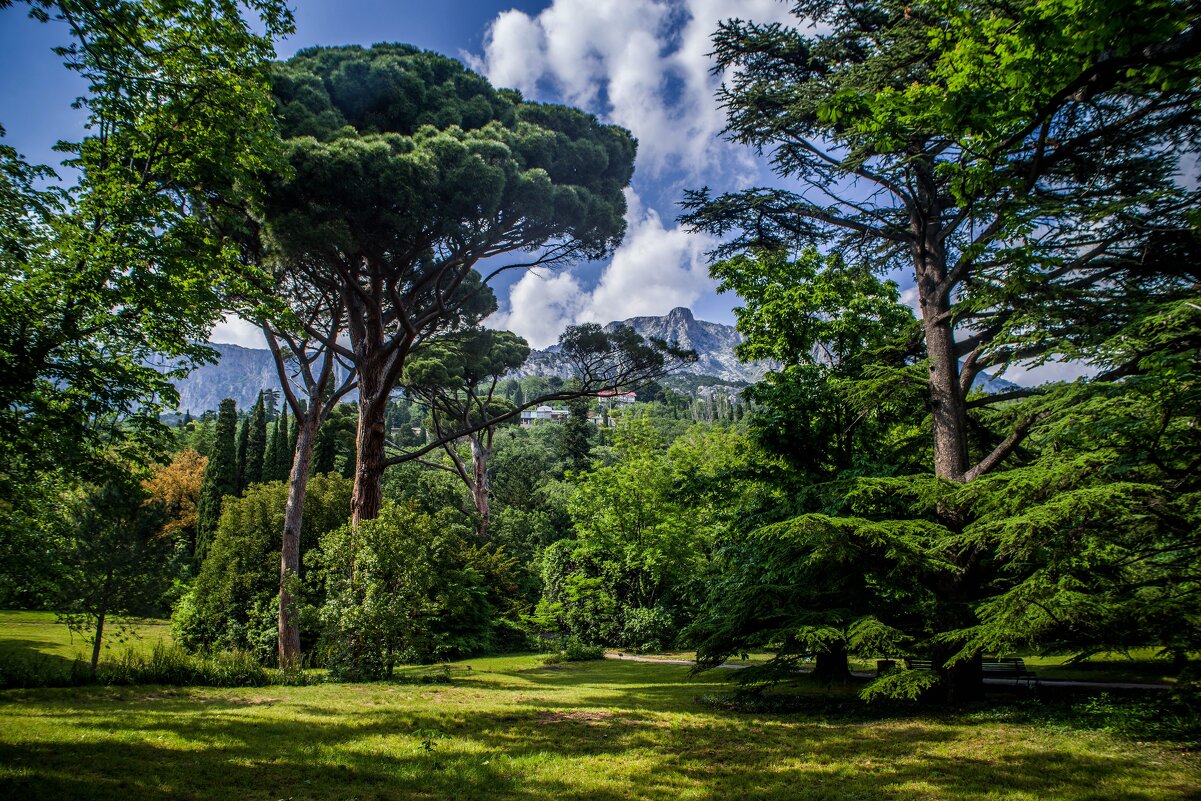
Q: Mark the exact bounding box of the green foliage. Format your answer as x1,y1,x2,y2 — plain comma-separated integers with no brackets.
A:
309,502,499,679
242,392,268,489
0,0,292,504
544,638,605,663
533,420,770,650
56,470,174,672
195,399,238,559
178,474,352,660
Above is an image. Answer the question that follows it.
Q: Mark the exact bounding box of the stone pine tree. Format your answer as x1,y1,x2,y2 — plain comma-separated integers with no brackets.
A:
195,398,238,559
680,0,1201,701
257,284,356,666
400,325,695,539
402,329,530,540
261,44,636,525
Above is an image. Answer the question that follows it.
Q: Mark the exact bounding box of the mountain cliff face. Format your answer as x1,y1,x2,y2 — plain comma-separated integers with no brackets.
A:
607,306,771,383
505,307,771,384
174,309,1016,411
169,344,283,414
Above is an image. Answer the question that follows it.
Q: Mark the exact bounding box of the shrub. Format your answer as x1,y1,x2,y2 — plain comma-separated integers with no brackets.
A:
619,606,677,652
311,502,497,680
0,642,314,689
183,475,351,660
545,637,606,664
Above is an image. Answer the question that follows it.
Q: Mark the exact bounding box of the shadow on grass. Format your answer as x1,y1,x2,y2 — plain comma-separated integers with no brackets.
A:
1,661,1197,801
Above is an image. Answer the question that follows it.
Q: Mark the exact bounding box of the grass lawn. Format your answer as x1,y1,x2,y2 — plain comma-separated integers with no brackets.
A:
0,610,171,668
0,654,1197,801
633,648,1188,685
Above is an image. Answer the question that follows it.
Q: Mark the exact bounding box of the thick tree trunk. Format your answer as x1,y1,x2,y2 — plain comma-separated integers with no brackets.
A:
470,435,491,540
351,362,389,525
278,408,317,668
90,606,107,676
911,158,970,484
924,308,969,482
813,644,852,684
932,643,983,705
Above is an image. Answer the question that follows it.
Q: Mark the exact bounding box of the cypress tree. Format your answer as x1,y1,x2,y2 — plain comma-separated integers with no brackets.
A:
235,416,250,492
244,392,267,487
195,398,238,560
560,395,593,474
265,410,284,482
313,421,337,474
288,401,302,471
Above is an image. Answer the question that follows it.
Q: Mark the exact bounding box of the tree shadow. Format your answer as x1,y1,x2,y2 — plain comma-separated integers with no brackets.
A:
0,665,1195,801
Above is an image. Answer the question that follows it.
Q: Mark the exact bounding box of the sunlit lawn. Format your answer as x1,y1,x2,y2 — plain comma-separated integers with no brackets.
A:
0,652,1198,801
635,648,1187,685
1,613,1197,799
0,610,171,668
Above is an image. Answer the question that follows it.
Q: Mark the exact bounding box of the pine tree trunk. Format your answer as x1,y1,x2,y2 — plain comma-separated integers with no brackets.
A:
278,407,317,668
813,644,851,684
470,435,491,540
351,363,389,526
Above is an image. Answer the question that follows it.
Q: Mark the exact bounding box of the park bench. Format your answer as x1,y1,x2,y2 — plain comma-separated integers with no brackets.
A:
902,657,1038,687
982,657,1038,687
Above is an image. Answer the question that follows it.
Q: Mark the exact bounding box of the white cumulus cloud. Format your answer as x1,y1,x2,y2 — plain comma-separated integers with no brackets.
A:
492,189,718,348
468,0,791,181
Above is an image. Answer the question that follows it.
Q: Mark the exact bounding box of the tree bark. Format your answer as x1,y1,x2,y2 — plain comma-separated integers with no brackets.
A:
90,605,107,677
813,644,851,684
911,159,970,484
278,407,317,668
924,307,970,482
931,643,983,705
470,435,491,540
351,361,390,526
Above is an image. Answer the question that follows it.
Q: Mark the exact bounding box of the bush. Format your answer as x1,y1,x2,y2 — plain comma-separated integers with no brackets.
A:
182,475,351,660
545,637,606,664
619,606,677,652
0,643,314,689
311,502,498,680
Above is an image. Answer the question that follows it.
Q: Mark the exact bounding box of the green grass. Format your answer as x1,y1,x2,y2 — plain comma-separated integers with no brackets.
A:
1024,651,1186,685
0,655,1198,801
635,647,1189,685
0,610,171,666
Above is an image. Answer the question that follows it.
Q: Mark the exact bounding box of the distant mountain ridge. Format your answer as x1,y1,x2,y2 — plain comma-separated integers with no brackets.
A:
172,308,1016,412
505,306,771,385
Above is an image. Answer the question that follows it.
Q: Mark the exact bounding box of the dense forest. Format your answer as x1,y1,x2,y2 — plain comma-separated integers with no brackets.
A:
0,0,1197,719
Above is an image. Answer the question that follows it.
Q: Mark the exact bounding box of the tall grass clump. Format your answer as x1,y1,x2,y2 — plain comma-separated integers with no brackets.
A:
0,644,313,689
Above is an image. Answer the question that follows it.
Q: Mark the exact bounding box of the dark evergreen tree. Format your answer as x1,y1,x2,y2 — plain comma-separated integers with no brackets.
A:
195,398,239,559
244,392,267,487
313,421,338,475
234,416,250,492
560,393,593,474
265,409,285,483
262,388,280,421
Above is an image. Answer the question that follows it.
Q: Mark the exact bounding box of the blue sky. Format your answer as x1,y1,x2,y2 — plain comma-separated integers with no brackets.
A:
0,0,798,346
0,1,1089,384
